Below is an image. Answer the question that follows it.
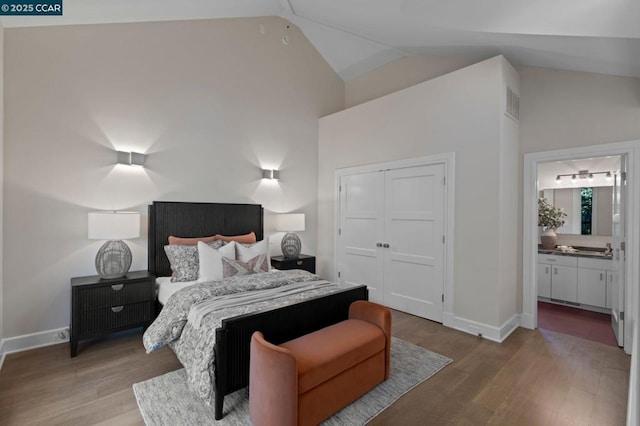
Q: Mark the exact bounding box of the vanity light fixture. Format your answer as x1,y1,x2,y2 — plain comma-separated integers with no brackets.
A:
554,170,613,184
117,151,145,167
262,169,280,180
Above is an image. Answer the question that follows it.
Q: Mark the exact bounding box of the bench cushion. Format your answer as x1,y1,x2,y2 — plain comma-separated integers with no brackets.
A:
280,319,385,394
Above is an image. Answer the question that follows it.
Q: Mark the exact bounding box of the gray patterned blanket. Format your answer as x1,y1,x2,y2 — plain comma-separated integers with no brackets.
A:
142,270,341,403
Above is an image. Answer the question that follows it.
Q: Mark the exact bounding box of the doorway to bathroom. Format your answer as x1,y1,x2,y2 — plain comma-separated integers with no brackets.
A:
536,155,621,347
522,140,640,355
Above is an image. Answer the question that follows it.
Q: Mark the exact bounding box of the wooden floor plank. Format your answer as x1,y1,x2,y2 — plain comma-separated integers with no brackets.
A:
0,311,630,425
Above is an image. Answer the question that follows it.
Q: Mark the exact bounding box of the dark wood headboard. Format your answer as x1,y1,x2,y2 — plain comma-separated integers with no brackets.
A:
148,201,264,277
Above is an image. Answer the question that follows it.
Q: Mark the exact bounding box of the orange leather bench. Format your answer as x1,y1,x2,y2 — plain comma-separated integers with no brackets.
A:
249,301,391,426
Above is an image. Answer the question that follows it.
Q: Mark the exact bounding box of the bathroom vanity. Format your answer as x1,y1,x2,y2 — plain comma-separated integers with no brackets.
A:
537,248,613,313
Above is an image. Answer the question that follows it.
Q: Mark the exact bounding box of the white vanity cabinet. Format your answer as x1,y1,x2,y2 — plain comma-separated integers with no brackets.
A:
538,253,613,310
537,263,551,298
538,254,578,303
577,257,613,309
577,268,606,307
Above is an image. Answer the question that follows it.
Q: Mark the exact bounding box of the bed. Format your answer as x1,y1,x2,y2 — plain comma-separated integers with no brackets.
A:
146,201,368,420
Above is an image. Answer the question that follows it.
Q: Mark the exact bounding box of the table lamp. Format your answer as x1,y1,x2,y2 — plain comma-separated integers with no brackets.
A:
275,213,305,259
88,211,140,279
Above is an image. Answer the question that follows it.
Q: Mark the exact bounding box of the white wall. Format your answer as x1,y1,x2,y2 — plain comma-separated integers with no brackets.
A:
345,54,482,108
519,68,640,154
319,56,518,328
497,59,520,326
2,17,344,339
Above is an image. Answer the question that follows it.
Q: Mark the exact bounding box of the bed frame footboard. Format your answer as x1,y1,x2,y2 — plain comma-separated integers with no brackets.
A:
213,284,368,420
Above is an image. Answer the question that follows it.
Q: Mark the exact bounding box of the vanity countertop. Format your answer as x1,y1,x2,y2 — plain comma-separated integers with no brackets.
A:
538,246,612,259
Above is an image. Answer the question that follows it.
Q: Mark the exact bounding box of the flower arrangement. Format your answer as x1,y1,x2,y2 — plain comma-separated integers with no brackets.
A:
538,198,566,229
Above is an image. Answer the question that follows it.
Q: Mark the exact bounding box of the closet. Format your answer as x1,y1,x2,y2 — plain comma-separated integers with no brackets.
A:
336,162,446,322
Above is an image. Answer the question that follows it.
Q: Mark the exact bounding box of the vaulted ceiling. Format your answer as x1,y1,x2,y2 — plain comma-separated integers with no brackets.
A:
2,0,639,81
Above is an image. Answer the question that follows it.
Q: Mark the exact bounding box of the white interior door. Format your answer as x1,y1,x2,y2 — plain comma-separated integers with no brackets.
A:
611,156,626,347
382,164,445,321
337,172,385,303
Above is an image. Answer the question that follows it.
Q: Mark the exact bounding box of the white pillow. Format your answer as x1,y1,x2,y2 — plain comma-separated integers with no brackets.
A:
198,241,236,282
236,238,271,271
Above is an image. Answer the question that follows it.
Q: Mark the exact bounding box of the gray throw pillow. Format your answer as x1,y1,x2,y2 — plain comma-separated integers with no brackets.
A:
164,240,224,282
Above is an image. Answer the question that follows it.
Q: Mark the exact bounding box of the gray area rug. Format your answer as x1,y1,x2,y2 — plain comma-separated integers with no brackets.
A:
133,337,451,425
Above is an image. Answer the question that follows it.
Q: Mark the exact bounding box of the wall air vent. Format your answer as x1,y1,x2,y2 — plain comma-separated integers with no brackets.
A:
506,86,520,121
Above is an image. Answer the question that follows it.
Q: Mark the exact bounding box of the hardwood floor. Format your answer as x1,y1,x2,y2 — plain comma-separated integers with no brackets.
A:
0,311,630,425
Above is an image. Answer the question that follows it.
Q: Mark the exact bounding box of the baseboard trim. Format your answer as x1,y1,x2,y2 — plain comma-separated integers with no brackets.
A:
499,314,521,342
1,327,69,357
0,339,5,371
443,313,521,343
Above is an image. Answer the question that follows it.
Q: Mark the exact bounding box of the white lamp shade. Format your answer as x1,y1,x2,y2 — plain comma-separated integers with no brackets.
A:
88,211,140,240
275,213,305,232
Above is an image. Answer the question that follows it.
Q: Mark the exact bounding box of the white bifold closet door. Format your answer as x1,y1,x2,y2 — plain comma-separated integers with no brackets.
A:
338,163,445,322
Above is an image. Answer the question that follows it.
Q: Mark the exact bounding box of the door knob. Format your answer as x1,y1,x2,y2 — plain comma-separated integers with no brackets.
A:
376,243,383,247
383,243,390,248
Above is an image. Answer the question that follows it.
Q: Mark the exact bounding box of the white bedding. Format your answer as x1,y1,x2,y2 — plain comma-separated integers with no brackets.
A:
156,276,198,305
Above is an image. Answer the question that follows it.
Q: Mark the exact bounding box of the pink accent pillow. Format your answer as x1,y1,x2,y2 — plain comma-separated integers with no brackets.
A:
215,232,257,245
222,254,268,278
168,235,217,245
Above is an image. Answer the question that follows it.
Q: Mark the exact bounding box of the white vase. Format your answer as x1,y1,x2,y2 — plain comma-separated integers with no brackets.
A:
540,228,557,249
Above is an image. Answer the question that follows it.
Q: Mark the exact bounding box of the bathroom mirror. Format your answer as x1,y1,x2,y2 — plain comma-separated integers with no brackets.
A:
540,187,613,236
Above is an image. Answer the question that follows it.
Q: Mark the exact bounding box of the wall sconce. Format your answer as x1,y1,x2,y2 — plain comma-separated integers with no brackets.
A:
262,169,280,180
117,151,145,167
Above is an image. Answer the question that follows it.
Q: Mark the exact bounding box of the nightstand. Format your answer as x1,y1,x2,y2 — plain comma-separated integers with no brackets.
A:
70,270,155,357
270,254,316,274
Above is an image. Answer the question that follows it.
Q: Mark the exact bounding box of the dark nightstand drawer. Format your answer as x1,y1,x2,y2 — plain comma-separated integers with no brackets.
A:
271,255,316,274
71,270,155,356
79,281,153,309
79,302,154,336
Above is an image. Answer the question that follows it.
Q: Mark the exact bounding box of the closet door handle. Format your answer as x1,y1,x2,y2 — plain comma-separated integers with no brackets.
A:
554,267,558,275
376,243,383,247
600,272,604,281
545,266,549,274
383,243,390,248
